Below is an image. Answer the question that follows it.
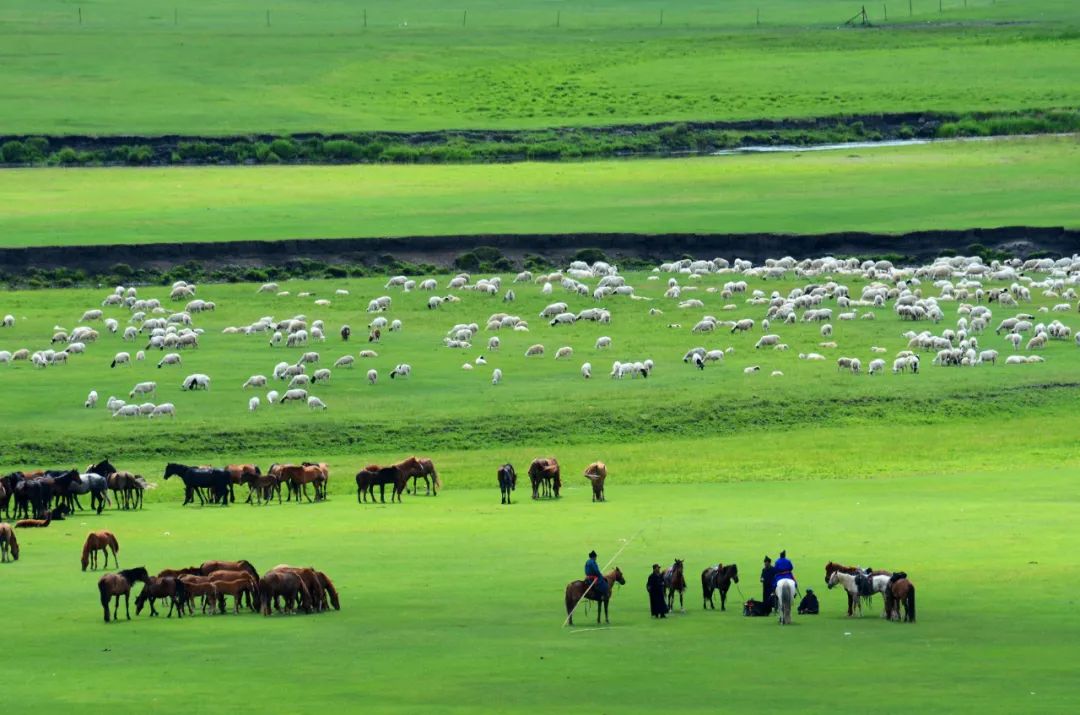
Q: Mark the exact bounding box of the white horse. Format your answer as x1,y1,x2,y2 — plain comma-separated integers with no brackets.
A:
775,578,796,625
827,570,892,617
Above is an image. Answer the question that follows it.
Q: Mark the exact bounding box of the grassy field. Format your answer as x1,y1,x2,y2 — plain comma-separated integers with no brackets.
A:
4,267,1080,712
0,135,1076,248
0,0,1076,134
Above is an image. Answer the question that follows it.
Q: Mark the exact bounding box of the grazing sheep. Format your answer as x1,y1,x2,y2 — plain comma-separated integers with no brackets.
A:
820,323,833,337
754,334,780,349
157,353,181,368
359,350,378,358
85,390,99,408
771,371,783,377
81,309,104,322
868,359,886,375
249,396,260,412
334,355,355,369
288,374,312,388
105,318,119,333
266,390,279,405
365,369,378,386
111,352,131,368
113,404,141,418
181,374,210,391
462,363,474,371
731,319,754,333
555,346,574,360
492,368,503,385
135,350,146,362
307,396,327,410
150,403,175,418
871,346,887,353
428,296,444,310
488,336,500,351
129,381,157,398
595,336,612,350
389,364,411,379
312,368,331,383
524,344,545,357
581,362,592,379
280,388,308,404
978,349,998,365
390,319,402,332
743,365,760,374
1,314,14,328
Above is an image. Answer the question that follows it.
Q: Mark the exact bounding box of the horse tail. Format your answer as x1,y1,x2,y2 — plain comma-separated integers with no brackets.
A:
107,532,119,554
431,465,442,490
906,585,916,623
81,536,92,570
99,579,111,622
781,582,793,618
9,533,18,561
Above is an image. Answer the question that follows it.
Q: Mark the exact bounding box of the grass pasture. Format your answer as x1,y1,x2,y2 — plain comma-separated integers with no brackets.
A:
0,0,1077,134
0,135,1076,248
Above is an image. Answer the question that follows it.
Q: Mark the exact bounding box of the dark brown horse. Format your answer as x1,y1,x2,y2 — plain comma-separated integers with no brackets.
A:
884,573,916,622
396,456,441,496
583,462,607,502
81,530,119,571
98,567,149,622
135,576,186,618
269,565,328,612
177,575,219,614
701,563,739,610
664,559,687,612
0,523,18,562
207,572,260,613
269,463,326,503
258,570,312,615
528,458,561,499
565,567,625,625
356,465,406,503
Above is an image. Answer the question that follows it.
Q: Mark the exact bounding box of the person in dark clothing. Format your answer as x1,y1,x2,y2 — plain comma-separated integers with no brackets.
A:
760,556,776,612
646,564,667,618
798,589,820,615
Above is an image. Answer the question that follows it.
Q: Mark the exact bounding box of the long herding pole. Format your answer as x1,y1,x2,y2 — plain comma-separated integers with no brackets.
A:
562,526,646,627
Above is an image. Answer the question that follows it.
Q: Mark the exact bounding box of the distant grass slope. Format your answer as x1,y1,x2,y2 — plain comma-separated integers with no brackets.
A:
0,136,1074,248
0,0,1076,134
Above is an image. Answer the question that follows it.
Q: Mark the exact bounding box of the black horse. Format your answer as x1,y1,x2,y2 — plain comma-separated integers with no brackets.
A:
163,463,230,506
701,563,740,611
355,466,403,504
497,464,517,505
13,474,51,519
44,469,82,513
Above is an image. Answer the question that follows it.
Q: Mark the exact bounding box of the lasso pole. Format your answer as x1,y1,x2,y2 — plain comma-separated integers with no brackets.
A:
563,526,646,627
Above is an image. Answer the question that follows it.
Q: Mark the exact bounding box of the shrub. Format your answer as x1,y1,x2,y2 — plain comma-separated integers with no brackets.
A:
270,138,298,161
573,248,608,264
0,140,29,163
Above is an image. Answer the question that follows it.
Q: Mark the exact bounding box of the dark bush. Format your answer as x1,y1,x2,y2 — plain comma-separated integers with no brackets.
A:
0,140,29,163
270,138,298,161
573,248,608,264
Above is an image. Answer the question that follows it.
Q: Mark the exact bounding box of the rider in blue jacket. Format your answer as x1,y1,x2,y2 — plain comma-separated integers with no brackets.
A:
772,550,796,591
585,550,607,597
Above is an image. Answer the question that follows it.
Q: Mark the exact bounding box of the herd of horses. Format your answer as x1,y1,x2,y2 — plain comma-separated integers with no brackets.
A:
0,459,145,523
497,459,607,504
564,559,917,626
95,556,339,623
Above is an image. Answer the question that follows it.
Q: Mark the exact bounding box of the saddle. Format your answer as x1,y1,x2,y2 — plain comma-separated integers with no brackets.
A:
854,572,875,597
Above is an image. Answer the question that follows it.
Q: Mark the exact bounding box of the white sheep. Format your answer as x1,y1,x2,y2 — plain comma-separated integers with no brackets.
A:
111,352,131,368
492,368,503,385
1,314,14,328
868,359,886,375
488,336,500,351
462,363,474,371
743,365,760,374
359,350,378,358
770,370,783,377
151,403,175,418
135,350,146,362
595,336,612,349
555,346,574,360
390,364,411,379
312,368,331,383
113,404,140,418
820,323,833,337
129,381,157,398
267,390,280,405
367,369,378,385
181,374,210,391
157,353,181,368
280,388,308,403
334,355,355,369
581,362,592,379
524,344,545,357
308,396,327,410
85,390,98,408
288,374,312,388
249,396,260,412
390,319,402,332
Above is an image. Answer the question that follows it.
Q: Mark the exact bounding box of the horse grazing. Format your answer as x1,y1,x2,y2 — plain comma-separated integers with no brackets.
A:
162,463,230,506
0,523,18,562
316,571,340,610
396,456,441,496
269,463,326,503
259,570,312,615
497,464,517,504
528,458,561,499
583,461,607,502
701,563,739,610
775,578,797,625
81,530,120,571
663,559,687,612
199,559,259,581
98,567,149,622
355,465,405,503
884,573,916,623
207,571,260,614
135,576,186,618
177,575,220,615
565,567,625,625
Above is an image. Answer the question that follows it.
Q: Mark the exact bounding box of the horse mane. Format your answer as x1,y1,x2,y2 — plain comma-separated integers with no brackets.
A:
81,535,93,569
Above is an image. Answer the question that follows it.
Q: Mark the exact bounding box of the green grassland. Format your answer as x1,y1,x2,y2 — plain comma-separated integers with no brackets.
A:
0,0,1076,135
3,271,1080,713
0,135,1075,248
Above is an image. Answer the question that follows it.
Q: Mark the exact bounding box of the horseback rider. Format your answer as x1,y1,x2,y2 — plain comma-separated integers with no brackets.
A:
585,550,608,598
772,549,797,593
760,555,776,609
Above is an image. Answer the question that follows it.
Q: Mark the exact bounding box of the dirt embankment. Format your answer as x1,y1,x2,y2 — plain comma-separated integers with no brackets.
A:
1,227,1075,273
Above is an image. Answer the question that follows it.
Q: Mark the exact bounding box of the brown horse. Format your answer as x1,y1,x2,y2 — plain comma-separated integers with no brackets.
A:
356,465,406,503
200,559,259,581
239,467,278,505
0,523,18,562
396,456,441,496
528,458,561,499
583,462,607,502
98,567,149,622
177,575,220,614
884,573,916,622
135,576,186,618
701,563,739,611
207,572,260,613
157,566,202,578
664,559,687,612
258,570,312,615
316,570,341,610
269,463,327,503
15,517,50,528
269,565,328,611
81,530,120,571
825,561,892,616
565,567,625,625
226,464,261,504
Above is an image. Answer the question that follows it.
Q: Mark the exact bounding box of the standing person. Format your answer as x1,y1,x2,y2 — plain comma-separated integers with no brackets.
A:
760,555,776,611
584,550,607,599
646,564,667,618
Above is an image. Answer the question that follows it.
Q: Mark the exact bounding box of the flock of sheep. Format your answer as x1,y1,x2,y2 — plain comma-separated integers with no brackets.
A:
2,253,1079,422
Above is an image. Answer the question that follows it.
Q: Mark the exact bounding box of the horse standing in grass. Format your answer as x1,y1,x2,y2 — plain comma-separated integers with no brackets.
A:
355,465,405,503
72,472,110,513
81,530,120,571
98,567,149,622
135,576,186,618
0,523,18,562
664,559,687,612
528,458,561,499
396,456,441,496
565,567,625,625
701,563,739,610
162,463,230,506
825,561,892,616
775,578,797,625
884,573,916,623
583,461,607,502
497,464,516,504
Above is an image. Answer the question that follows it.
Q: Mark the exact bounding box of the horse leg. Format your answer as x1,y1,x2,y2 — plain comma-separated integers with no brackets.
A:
113,595,120,621
720,586,727,612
